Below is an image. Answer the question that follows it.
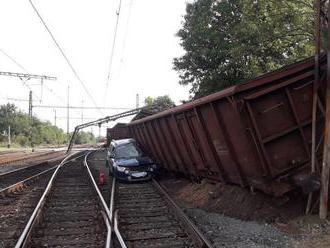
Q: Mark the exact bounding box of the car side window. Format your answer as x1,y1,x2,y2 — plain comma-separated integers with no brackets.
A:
110,145,115,157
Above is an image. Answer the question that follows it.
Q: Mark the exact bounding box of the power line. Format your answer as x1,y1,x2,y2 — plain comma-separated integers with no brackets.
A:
28,0,103,115
0,49,40,101
0,71,56,81
55,116,100,120
0,49,83,116
0,70,58,103
0,49,29,72
118,0,133,75
0,97,29,102
104,0,123,105
0,49,48,103
33,105,132,110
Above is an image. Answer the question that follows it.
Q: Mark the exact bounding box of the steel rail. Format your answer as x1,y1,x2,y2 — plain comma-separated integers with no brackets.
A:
83,150,112,247
101,211,111,248
0,151,58,166
14,151,86,248
109,177,116,222
0,164,58,196
109,174,212,247
109,173,127,247
152,178,214,248
114,210,127,248
0,153,65,178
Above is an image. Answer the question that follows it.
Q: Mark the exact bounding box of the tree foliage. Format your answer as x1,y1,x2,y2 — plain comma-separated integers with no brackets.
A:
74,131,96,145
0,103,67,146
174,0,314,98
144,95,176,110
132,95,176,121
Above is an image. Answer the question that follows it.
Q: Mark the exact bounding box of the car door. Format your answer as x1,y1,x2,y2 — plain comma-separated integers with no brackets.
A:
109,144,116,174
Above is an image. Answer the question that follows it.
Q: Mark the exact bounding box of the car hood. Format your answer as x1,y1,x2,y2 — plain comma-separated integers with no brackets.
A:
115,156,153,167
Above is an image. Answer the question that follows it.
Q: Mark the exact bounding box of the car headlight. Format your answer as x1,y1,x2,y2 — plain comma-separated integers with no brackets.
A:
124,169,130,175
116,166,126,172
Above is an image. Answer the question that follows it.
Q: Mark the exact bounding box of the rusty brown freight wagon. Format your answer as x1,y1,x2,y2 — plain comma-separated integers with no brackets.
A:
122,57,325,196
106,123,129,145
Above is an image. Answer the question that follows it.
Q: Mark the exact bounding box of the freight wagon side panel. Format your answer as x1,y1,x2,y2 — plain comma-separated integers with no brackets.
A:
157,118,182,172
126,56,326,196
211,99,263,186
187,106,225,180
242,72,318,180
168,114,198,176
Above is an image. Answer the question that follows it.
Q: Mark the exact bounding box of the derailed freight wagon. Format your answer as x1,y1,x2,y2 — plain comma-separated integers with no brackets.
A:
106,123,129,146
126,57,325,196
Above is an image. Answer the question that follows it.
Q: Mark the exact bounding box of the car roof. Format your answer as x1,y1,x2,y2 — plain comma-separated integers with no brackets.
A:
112,138,136,147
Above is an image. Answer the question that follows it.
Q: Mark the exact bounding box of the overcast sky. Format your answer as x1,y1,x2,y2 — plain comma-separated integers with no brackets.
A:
0,0,190,135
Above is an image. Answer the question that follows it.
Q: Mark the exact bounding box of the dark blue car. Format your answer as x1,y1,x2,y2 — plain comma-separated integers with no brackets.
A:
106,138,156,181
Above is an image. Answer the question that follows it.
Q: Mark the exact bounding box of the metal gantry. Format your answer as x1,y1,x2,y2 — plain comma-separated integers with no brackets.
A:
67,107,154,152
0,71,57,117
0,71,57,81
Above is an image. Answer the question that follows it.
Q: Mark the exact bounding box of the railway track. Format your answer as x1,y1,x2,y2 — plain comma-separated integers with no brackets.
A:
0,172,53,247
113,181,210,248
0,162,57,192
0,151,65,167
86,149,213,248
0,152,88,247
7,149,211,248
15,151,110,248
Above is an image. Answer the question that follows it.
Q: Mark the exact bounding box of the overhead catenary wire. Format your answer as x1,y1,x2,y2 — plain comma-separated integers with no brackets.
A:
103,0,123,106
0,49,132,115
0,49,43,102
118,0,133,76
0,49,29,72
28,0,103,116
0,48,83,115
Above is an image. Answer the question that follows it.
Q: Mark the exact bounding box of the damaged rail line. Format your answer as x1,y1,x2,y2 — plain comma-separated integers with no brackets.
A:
86,149,213,248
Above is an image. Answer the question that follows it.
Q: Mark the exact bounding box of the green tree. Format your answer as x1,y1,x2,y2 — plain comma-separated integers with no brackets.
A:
74,131,96,144
133,95,176,121
0,103,68,147
144,95,175,110
174,0,315,98
144,96,154,106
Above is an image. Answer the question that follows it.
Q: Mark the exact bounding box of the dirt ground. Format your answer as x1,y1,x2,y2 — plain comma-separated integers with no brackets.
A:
160,176,330,248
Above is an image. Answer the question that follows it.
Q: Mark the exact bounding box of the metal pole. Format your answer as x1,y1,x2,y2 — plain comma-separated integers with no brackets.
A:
136,93,139,108
67,85,70,136
320,0,330,219
28,91,33,118
81,100,84,123
98,124,101,139
8,125,11,148
40,78,43,102
307,0,321,215
54,109,57,126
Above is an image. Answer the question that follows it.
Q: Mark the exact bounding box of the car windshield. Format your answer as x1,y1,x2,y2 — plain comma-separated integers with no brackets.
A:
116,143,142,158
